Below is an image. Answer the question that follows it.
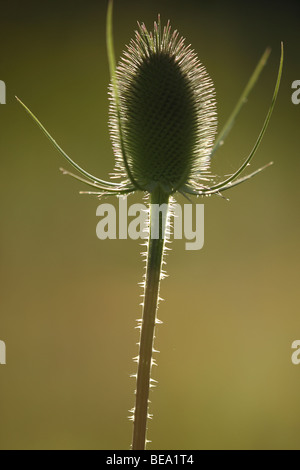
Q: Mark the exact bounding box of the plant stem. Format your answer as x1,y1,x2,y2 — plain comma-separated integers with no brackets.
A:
132,186,170,450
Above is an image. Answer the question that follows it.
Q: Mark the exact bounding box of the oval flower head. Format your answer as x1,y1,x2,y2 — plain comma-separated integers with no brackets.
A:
110,17,217,194
16,0,283,451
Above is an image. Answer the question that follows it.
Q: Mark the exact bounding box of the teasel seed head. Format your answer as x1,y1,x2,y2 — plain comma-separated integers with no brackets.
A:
109,17,217,194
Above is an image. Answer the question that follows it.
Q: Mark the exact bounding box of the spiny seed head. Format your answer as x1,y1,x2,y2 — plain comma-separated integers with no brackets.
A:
109,17,217,194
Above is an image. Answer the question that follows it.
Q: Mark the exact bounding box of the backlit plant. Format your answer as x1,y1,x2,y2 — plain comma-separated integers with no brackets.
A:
17,0,283,450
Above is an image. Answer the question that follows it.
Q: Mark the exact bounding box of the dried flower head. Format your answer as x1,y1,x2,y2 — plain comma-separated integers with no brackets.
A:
109,17,217,194
15,14,283,200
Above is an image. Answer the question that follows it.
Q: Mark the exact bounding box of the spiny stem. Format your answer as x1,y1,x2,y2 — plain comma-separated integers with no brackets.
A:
132,186,170,450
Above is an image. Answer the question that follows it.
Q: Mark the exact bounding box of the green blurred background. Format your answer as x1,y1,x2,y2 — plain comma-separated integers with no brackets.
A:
0,0,300,450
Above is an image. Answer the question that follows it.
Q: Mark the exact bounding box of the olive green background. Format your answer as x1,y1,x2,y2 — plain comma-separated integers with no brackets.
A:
0,0,299,450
